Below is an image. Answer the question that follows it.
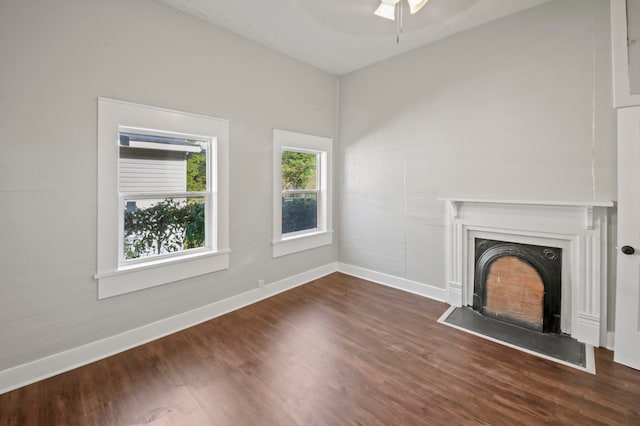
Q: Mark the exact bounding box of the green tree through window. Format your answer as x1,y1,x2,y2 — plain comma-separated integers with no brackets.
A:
281,151,316,190
186,151,207,192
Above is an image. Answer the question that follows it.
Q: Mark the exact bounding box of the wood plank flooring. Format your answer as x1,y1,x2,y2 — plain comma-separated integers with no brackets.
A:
1,272,639,425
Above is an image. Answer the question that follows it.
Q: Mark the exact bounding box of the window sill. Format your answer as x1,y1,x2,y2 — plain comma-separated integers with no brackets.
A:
95,249,230,299
272,230,333,258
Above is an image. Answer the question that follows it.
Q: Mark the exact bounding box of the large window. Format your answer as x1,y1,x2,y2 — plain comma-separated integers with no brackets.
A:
97,98,229,299
273,129,333,257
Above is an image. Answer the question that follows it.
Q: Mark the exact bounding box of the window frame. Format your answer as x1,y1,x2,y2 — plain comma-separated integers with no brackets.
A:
96,98,229,299
272,129,333,257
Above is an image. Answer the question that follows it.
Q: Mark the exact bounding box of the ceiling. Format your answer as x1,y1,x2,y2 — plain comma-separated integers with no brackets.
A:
157,0,551,76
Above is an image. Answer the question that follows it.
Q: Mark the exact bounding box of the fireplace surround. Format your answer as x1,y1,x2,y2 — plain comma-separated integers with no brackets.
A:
440,198,613,346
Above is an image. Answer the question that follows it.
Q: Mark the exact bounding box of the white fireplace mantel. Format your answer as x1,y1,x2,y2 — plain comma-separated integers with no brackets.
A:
439,198,614,347
440,198,614,229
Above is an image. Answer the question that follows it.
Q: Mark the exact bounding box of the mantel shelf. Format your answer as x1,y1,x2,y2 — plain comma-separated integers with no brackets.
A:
437,198,615,208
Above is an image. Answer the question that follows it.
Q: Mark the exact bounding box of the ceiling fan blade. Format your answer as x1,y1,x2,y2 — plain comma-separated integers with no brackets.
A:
407,0,429,14
374,2,396,21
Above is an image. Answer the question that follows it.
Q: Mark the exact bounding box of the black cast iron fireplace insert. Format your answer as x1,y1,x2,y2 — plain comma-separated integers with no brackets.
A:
473,238,562,334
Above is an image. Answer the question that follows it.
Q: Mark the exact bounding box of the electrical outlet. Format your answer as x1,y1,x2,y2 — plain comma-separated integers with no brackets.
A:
258,279,265,289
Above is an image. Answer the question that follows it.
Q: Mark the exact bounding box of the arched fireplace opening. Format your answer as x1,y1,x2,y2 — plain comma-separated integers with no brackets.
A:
473,239,561,334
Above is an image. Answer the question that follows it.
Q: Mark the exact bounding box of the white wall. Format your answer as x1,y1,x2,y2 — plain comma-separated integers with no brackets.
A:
338,0,617,328
0,0,337,372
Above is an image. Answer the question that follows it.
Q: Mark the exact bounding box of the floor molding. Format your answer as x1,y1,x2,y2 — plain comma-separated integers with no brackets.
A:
0,262,338,396
337,262,447,302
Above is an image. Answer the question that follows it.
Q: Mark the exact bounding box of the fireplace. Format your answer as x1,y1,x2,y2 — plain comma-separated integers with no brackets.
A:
473,238,561,334
441,198,613,346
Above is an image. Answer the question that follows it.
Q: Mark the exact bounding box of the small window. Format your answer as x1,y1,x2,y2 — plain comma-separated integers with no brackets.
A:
273,129,333,257
97,98,229,299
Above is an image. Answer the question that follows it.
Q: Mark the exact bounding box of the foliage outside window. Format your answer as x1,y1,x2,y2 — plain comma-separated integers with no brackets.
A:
123,197,205,259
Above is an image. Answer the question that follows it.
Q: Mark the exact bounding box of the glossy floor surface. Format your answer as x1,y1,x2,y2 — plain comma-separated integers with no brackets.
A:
1,273,639,425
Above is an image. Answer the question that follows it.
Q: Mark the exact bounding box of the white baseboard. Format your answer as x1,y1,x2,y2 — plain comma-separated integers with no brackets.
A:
337,263,447,302
575,313,601,347
0,262,338,396
447,281,463,307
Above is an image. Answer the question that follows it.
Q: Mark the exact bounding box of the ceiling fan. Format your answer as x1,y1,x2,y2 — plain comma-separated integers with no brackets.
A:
374,0,429,43
374,0,429,21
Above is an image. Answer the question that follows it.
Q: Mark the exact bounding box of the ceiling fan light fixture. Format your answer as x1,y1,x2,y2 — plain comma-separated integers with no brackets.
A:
374,0,400,21
407,0,429,14
374,0,427,43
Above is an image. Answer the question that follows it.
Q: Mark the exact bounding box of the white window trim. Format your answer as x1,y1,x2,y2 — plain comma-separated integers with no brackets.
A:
96,98,230,299
273,129,333,257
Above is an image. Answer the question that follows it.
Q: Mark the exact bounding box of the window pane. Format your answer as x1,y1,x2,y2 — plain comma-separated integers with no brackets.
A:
119,134,207,193
282,193,317,234
281,151,317,190
123,197,205,260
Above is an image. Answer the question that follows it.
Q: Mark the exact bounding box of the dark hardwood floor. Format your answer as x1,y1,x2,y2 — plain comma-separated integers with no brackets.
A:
1,272,640,425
